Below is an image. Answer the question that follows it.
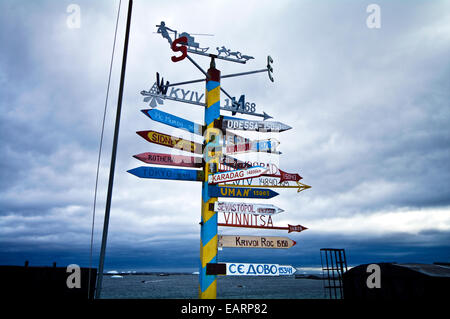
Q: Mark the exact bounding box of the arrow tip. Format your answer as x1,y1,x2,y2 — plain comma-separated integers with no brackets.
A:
136,131,146,138
127,168,137,175
292,240,297,247
263,111,273,121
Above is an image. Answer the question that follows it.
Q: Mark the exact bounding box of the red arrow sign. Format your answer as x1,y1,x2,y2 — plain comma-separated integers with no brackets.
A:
220,159,302,183
218,222,308,233
133,152,203,168
267,169,303,183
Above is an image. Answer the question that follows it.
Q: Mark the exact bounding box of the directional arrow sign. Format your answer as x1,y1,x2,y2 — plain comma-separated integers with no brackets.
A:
213,202,284,215
208,185,278,199
127,166,203,182
265,169,302,183
141,109,204,135
208,166,268,185
221,116,292,132
133,152,203,168
218,235,296,249
221,154,251,170
220,166,303,185
220,182,312,193
223,176,296,187
137,130,202,154
206,263,297,276
225,139,280,155
218,222,308,233
223,131,251,145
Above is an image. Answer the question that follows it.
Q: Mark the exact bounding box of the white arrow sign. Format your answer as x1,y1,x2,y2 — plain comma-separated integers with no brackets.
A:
208,166,268,185
225,263,297,276
213,202,284,215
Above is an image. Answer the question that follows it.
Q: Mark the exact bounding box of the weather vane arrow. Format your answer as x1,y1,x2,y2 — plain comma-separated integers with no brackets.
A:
152,21,275,120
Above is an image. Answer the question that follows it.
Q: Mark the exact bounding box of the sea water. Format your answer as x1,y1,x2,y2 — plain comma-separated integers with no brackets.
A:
100,275,326,299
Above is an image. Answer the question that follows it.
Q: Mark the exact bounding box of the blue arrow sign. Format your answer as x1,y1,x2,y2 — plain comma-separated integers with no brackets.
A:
127,166,203,181
208,185,279,199
142,109,204,135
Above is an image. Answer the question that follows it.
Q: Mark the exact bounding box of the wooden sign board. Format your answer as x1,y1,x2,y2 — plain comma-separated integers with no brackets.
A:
213,202,284,215
133,152,203,168
224,139,280,154
206,263,297,276
221,176,295,187
208,186,279,199
218,221,308,233
142,109,204,135
221,117,292,132
127,166,203,182
137,130,202,154
208,166,267,184
218,235,296,249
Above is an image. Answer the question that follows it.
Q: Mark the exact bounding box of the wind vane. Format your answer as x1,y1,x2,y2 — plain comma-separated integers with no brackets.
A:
149,21,275,120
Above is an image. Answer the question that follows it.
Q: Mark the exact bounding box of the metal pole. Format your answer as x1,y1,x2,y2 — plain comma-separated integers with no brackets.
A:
199,57,221,299
95,0,133,299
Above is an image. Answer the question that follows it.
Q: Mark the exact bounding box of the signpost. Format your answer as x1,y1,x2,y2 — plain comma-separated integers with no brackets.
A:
141,109,204,135
213,202,284,215
136,130,202,154
208,185,279,199
127,166,203,182
133,152,203,168
218,235,296,249
206,263,297,276
122,20,312,300
208,166,268,184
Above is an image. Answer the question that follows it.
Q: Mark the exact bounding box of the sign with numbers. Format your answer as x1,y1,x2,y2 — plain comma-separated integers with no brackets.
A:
218,235,296,249
221,117,292,132
127,166,203,182
225,263,296,276
208,186,279,199
213,202,284,215
208,166,268,184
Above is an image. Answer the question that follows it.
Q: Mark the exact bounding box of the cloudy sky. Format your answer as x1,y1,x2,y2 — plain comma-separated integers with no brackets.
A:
0,0,449,273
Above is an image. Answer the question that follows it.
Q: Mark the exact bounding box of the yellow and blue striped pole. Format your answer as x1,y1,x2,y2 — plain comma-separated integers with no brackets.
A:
200,58,221,299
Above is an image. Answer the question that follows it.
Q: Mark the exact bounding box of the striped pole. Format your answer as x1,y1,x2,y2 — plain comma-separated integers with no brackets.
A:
199,58,221,299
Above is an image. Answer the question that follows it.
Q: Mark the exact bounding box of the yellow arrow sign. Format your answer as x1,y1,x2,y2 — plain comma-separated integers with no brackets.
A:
220,181,311,193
